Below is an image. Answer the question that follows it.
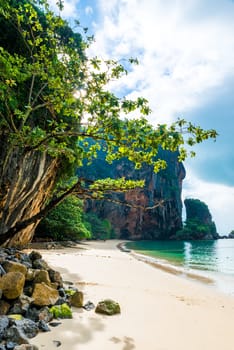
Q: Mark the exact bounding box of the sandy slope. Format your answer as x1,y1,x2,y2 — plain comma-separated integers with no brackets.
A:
31,240,234,350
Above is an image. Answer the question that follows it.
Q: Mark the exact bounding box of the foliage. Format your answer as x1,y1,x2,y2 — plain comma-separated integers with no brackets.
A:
0,0,217,175
0,0,218,240
36,196,91,241
184,198,210,221
36,195,115,241
84,213,116,240
175,198,217,240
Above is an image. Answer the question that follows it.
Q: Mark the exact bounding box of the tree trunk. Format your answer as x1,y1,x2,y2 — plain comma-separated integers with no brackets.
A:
0,133,58,247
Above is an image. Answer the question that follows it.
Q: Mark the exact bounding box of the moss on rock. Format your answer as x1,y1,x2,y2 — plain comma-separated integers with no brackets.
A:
95,299,121,315
50,303,72,319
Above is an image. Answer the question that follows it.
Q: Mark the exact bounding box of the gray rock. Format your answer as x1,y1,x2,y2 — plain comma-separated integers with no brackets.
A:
58,288,66,298
83,301,95,311
0,316,9,340
37,320,50,332
4,326,29,344
24,307,39,322
15,319,39,339
54,297,67,306
49,322,61,327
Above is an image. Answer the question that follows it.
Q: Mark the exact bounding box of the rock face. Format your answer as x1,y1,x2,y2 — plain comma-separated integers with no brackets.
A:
0,134,58,247
80,149,185,239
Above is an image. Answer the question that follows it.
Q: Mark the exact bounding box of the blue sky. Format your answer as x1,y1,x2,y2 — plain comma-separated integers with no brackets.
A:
49,0,234,234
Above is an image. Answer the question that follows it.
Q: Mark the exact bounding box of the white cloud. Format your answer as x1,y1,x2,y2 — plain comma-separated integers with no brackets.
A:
85,6,93,15
90,0,234,124
183,171,234,235
89,0,234,235
48,0,80,18
46,0,234,234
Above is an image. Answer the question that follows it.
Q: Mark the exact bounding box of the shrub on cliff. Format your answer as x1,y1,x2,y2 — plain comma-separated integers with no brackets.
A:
84,213,115,240
36,196,91,241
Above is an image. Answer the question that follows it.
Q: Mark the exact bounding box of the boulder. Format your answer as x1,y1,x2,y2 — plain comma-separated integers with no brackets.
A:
14,319,39,339
95,299,121,315
4,326,29,345
33,270,51,286
1,261,27,276
29,251,42,261
32,283,59,307
0,272,25,299
70,291,84,308
48,269,63,288
32,259,48,270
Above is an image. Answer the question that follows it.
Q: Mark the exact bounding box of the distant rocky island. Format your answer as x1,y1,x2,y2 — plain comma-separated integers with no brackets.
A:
78,149,218,241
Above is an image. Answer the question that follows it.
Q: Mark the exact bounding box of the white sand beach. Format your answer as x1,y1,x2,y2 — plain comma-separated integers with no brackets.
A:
31,240,234,350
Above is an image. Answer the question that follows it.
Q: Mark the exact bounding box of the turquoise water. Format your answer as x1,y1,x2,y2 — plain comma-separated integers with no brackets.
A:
126,239,234,295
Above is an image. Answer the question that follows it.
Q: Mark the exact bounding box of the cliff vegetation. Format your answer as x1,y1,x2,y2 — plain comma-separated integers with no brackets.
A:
175,198,218,240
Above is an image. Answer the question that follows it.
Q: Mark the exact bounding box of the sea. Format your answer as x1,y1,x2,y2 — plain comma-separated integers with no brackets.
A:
126,239,234,296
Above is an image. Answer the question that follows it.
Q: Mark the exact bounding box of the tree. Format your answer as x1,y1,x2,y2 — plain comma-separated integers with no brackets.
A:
0,0,217,246
36,196,91,241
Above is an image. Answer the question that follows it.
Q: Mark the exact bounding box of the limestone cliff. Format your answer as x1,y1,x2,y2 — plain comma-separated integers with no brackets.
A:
0,133,58,246
79,149,185,240
177,198,218,240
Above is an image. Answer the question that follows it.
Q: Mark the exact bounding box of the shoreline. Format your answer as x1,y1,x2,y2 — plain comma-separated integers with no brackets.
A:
122,240,234,296
119,240,215,285
31,240,234,350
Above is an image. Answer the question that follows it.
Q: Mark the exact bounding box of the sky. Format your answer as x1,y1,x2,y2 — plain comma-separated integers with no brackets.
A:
49,0,234,235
